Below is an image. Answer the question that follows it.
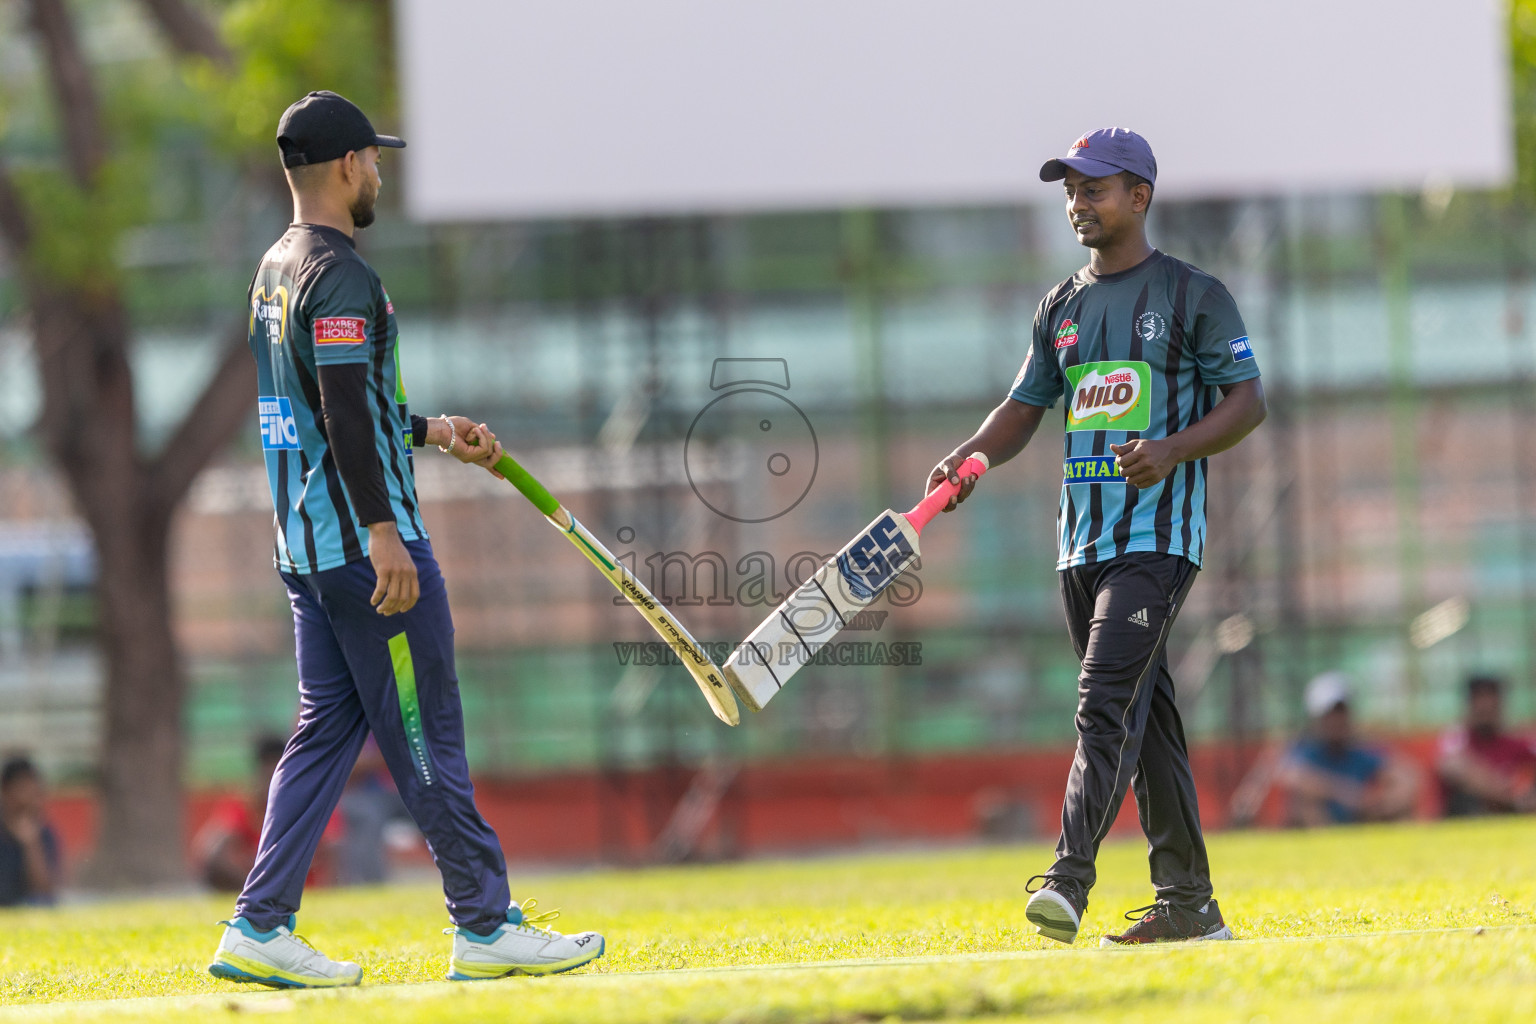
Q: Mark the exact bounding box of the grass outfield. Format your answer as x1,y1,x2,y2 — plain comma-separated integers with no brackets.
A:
2,818,1536,1022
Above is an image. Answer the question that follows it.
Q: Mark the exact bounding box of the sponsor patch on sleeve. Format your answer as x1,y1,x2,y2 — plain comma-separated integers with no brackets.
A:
1228,336,1254,362
314,316,367,345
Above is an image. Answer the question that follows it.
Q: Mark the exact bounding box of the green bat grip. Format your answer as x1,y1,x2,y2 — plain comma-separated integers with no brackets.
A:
494,454,560,518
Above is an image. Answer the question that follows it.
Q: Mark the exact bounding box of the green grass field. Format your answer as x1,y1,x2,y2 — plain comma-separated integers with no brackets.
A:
3,818,1536,1023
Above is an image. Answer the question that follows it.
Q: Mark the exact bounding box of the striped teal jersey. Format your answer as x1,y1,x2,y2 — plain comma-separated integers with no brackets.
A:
248,224,426,574
1009,250,1260,570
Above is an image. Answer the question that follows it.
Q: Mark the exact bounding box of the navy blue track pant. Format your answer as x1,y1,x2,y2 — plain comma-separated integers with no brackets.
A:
235,540,511,934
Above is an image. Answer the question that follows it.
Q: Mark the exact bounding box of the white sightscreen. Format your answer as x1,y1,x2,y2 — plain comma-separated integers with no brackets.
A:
395,0,1511,219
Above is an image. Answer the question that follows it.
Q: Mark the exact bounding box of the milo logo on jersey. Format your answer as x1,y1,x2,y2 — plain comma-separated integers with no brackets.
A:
1065,360,1152,432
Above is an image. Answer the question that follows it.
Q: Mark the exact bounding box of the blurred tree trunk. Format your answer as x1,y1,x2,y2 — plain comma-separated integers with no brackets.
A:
31,286,182,885
0,0,251,886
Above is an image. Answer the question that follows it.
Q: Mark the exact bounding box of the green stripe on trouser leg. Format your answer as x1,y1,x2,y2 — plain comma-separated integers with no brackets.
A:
388,632,436,786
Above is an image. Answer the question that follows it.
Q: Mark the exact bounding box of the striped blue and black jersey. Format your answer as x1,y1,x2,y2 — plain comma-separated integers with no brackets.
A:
1010,250,1260,570
248,223,426,574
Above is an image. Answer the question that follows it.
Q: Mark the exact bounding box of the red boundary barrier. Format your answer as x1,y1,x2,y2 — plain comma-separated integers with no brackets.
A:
42,734,1447,875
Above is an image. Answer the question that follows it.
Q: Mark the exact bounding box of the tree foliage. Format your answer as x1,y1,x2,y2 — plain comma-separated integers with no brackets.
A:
1512,0,1536,200
203,0,391,156
3,0,391,289
0,0,394,885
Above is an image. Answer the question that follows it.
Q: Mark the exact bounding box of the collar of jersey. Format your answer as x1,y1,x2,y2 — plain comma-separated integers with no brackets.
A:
290,222,357,249
1080,249,1162,285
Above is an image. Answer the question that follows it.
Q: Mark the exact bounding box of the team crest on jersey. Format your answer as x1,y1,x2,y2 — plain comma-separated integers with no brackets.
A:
315,317,367,345
1065,360,1152,432
1135,311,1167,344
1055,319,1079,349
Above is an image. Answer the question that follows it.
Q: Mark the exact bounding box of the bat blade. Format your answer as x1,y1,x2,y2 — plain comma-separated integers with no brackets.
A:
556,514,740,726
724,508,921,711
723,453,989,712
494,453,741,726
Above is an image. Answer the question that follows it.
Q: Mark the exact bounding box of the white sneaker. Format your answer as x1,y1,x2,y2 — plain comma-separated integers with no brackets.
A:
447,899,605,980
208,916,363,989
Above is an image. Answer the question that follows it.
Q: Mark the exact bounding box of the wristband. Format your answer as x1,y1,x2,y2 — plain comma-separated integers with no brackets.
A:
437,416,456,454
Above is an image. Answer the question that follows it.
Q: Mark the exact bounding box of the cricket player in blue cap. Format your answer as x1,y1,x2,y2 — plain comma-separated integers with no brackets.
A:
929,127,1267,945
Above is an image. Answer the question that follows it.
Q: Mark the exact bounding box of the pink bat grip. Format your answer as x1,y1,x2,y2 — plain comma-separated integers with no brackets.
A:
906,454,989,533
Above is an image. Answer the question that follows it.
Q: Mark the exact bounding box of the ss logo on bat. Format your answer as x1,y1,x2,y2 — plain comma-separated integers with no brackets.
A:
837,515,914,601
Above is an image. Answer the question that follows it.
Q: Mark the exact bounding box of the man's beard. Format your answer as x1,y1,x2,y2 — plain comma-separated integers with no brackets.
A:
350,182,377,229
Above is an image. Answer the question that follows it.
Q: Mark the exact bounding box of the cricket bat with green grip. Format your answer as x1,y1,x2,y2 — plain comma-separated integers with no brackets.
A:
493,453,740,726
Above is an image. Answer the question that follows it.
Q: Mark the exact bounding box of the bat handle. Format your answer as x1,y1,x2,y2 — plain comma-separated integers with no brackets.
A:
907,452,989,532
494,453,562,518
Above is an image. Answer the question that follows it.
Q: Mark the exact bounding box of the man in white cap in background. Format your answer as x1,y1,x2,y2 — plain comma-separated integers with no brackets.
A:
1274,673,1420,826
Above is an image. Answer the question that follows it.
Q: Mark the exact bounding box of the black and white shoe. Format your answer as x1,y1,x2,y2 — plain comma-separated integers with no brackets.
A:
1025,874,1089,944
1099,897,1234,946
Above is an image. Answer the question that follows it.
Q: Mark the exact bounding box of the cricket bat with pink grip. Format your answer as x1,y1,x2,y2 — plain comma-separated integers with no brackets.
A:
723,453,990,711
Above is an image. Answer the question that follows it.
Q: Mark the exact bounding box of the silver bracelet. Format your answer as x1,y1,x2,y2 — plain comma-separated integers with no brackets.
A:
437,415,456,454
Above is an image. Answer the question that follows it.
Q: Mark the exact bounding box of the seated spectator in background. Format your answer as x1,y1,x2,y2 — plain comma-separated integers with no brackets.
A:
195,735,335,891
1275,673,1420,826
0,755,61,906
1437,675,1536,816
336,735,413,886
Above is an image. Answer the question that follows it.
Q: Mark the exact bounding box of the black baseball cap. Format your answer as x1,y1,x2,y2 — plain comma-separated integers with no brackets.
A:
1040,127,1156,185
276,91,404,169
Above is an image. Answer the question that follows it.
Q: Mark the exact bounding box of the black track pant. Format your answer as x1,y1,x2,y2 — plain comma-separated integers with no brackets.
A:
1049,552,1211,907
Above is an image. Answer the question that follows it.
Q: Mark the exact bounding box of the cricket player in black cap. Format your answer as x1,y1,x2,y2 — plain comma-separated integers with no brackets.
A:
210,91,606,987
